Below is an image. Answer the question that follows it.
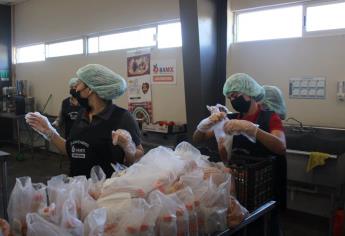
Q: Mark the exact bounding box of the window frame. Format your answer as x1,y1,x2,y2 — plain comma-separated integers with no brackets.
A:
15,43,46,64
233,0,345,43
45,37,84,58
303,0,345,37
234,3,303,43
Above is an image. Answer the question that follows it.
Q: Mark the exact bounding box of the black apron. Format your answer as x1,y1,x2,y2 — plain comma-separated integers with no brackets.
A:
61,98,80,138
66,106,126,178
228,111,287,211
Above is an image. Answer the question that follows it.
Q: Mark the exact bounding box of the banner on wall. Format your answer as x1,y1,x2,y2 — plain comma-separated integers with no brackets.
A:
151,59,176,84
127,48,153,123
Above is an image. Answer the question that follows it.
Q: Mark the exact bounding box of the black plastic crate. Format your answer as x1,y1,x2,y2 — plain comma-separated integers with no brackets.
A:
229,154,274,212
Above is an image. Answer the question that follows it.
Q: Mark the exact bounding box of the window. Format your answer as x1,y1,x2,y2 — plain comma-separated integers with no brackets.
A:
88,37,99,54
97,27,156,52
157,22,182,48
236,6,303,42
46,39,83,58
16,44,45,63
306,2,345,32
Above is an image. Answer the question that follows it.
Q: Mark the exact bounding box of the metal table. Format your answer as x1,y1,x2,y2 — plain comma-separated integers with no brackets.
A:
216,201,276,236
0,150,9,220
0,112,26,153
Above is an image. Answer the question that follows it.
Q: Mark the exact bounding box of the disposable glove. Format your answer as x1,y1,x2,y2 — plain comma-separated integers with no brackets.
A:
112,129,136,157
215,104,230,114
197,112,226,133
25,112,59,141
223,119,258,143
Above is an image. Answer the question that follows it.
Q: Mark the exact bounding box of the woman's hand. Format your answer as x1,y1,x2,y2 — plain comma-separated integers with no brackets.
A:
112,129,136,156
223,119,258,141
197,112,226,133
25,112,58,140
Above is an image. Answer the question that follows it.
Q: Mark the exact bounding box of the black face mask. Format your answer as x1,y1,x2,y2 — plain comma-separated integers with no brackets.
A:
70,89,77,98
75,91,91,111
230,95,251,113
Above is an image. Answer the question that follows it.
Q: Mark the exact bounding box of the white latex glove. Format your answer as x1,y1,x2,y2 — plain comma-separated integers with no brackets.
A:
215,104,230,114
223,119,258,143
111,129,136,156
25,112,59,141
197,112,226,133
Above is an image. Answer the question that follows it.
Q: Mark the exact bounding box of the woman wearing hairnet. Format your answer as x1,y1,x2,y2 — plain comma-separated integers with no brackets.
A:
262,85,287,120
194,73,286,156
26,64,144,178
52,77,81,138
194,73,286,235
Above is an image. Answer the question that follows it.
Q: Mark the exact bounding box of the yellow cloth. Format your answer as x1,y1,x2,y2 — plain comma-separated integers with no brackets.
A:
306,152,330,172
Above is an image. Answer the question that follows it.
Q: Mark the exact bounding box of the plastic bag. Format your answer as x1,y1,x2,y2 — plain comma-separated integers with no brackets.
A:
88,166,106,200
228,196,249,228
60,197,84,236
84,208,107,236
175,187,198,236
7,177,35,235
148,190,179,236
26,213,62,236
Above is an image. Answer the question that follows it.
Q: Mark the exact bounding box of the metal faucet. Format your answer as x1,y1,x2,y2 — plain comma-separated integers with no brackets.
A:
285,117,304,129
285,117,316,133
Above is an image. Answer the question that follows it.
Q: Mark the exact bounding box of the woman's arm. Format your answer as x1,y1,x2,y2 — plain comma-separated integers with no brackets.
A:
50,133,68,155
193,130,215,144
256,129,286,155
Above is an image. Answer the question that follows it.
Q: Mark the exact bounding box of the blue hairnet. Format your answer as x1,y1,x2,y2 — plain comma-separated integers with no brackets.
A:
262,85,287,120
223,73,265,101
76,64,127,100
68,77,78,88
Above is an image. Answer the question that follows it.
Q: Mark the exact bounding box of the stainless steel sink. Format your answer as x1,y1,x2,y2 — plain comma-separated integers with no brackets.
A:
284,124,345,219
285,125,345,155
285,124,345,186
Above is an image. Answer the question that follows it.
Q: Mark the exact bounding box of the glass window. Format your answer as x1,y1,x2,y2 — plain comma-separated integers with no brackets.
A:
157,22,182,48
236,6,303,42
46,39,83,58
88,37,99,54
16,44,45,63
98,27,156,52
306,2,345,32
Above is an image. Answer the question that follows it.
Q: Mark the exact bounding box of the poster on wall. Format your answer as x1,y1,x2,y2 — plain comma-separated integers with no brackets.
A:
126,48,153,123
128,102,153,124
151,59,176,84
127,49,151,77
127,76,152,103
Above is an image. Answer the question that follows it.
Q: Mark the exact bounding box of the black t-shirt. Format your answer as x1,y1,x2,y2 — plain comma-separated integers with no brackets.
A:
66,103,141,178
60,97,81,138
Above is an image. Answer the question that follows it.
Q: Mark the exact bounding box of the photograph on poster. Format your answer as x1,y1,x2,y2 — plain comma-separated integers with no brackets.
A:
127,54,150,77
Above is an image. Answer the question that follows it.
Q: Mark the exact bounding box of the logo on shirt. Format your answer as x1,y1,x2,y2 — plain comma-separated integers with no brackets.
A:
70,140,90,159
68,111,79,120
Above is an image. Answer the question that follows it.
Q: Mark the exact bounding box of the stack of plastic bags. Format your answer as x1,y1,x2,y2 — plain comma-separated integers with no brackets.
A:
6,142,248,236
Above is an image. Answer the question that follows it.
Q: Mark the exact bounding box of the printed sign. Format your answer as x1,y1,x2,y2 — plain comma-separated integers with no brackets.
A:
151,59,176,84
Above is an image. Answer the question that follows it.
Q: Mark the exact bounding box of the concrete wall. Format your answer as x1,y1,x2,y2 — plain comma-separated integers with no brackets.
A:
229,0,345,128
13,0,186,123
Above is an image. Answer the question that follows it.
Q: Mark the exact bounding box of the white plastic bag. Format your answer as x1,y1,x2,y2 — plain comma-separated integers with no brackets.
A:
84,208,107,236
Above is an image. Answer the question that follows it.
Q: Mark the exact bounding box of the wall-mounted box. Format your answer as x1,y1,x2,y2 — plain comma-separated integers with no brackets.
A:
289,77,326,99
